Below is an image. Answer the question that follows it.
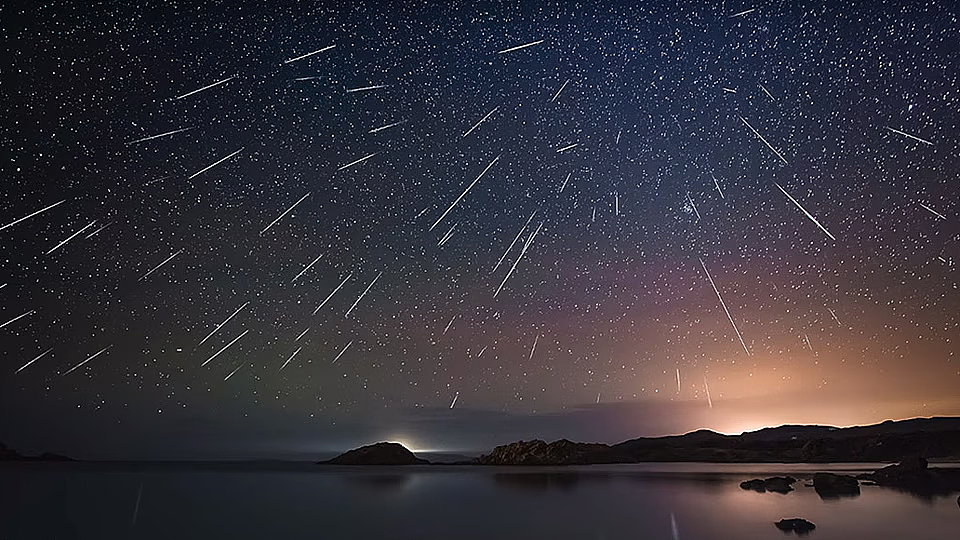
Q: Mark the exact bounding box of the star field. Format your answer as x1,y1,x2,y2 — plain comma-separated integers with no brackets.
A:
1,0,958,456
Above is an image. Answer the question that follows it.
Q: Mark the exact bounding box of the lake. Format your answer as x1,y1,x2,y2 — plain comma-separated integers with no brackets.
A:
2,462,959,539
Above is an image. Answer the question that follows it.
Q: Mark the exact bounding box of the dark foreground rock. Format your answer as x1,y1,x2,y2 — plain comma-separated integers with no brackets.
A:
775,518,816,535
322,442,429,465
812,472,860,498
739,476,796,493
868,456,927,482
857,457,960,495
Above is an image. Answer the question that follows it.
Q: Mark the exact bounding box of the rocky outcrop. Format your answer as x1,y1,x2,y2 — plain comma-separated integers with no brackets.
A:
475,439,612,465
868,456,927,482
480,417,960,465
857,457,960,495
739,476,796,493
775,518,816,535
322,442,429,465
812,472,860,498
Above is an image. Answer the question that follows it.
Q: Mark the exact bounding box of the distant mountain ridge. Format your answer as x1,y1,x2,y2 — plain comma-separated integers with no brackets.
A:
0,441,73,462
475,417,960,465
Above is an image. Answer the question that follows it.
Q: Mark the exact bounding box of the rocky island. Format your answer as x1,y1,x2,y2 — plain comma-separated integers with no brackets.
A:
320,442,429,465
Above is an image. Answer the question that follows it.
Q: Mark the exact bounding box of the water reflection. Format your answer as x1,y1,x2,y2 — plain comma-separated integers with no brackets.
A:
342,473,411,491
1,463,958,540
491,469,730,495
814,488,861,501
493,471,590,492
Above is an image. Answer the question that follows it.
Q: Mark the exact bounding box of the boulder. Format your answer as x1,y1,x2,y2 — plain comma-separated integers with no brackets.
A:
857,457,960,495
740,478,766,491
775,518,816,535
812,472,860,498
871,456,927,482
322,442,429,465
763,476,796,493
739,476,796,493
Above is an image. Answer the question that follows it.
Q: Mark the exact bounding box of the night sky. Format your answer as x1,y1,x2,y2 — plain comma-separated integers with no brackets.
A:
1,1,958,459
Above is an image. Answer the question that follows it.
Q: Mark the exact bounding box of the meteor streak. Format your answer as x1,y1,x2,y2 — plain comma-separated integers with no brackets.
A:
313,273,353,314
430,154,501,231
260,192,311,236
283,44,336,64
497,40,544,54
188,148,244,179
175,76,236,100
63,345,112,376
699,258,750,356
138,249,183,281
198,301,250,346
773,182,836,241
344,272,383,318
0,199,66,233
202,329,249,367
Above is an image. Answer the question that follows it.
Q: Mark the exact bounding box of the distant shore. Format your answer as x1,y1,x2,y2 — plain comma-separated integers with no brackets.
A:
5,416,960,467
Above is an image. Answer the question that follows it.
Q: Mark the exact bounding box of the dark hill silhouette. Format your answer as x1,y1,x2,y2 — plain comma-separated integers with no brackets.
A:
476,417,960,465
321,442,429,465
0,441,73,462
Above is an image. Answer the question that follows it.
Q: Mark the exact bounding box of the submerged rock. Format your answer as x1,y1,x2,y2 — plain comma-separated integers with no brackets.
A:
739,476,796,493
322,442,429,465
775,518,816,535
812,472,860,498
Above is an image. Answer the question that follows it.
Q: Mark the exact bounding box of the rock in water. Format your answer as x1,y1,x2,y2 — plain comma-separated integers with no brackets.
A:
812,472,861,498
762,476,796,493
739,476,796,493
870,456,927,483
323,442,429,465
775,518,816,535
740,478,766,491
856,457,960,495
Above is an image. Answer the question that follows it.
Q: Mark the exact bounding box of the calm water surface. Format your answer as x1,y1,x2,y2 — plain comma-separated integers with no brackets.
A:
2,462,958,539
